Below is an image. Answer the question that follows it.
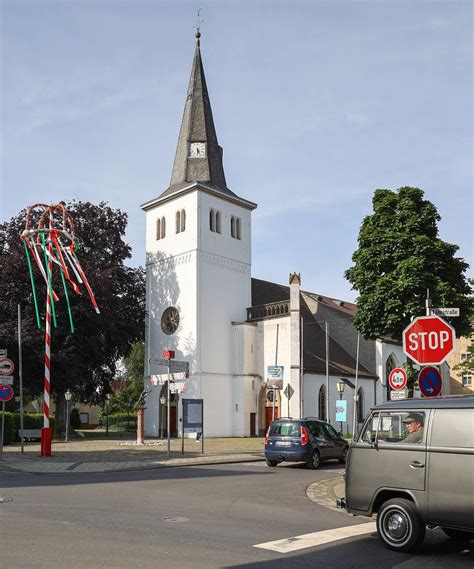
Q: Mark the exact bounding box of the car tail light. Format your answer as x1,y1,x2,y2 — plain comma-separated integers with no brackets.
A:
265,426,271,445
301,425,309,445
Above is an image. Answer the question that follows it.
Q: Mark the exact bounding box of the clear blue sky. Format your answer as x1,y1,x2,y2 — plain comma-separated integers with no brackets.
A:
2,1,472,301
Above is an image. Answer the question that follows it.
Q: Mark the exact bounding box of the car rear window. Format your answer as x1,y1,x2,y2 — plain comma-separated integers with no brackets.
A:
269,423,300,437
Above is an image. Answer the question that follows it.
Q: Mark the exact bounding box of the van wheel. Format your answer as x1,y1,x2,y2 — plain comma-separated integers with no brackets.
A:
442,528,474,542
307,450,320,470
266,459,278,467
377,498,425,553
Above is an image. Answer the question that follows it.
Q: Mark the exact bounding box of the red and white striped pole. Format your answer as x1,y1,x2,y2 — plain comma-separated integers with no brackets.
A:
41,216,54,456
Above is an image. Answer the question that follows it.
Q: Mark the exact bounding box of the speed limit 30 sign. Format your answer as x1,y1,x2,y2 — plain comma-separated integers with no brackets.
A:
389,368,407,390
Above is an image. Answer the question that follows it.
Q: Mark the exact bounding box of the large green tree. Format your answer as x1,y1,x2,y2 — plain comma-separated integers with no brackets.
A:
0,202,145,416
345,187,472,341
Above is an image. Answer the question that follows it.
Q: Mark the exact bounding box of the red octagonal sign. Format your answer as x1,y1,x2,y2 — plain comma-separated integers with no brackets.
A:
403,315,456,366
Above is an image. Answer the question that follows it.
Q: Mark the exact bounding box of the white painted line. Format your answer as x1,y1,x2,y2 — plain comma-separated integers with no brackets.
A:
254,521,376,553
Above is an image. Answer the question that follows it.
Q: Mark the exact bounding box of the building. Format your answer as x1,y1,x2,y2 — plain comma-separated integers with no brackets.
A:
141,32,409,438
447,335,473,395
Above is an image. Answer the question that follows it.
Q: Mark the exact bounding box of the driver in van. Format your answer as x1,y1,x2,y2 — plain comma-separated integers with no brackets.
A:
401,413,424,443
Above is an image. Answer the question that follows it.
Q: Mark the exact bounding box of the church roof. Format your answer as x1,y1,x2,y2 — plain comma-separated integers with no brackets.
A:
151,32,255,210
250,278,377,379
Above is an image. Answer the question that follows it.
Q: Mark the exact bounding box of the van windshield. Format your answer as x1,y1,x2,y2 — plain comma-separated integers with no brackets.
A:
269,423,300,437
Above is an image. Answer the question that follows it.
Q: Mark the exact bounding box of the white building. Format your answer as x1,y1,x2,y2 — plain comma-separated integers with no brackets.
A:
141,33,419,438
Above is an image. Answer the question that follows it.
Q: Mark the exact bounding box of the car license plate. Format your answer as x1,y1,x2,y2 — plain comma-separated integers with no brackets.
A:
276,441,291,447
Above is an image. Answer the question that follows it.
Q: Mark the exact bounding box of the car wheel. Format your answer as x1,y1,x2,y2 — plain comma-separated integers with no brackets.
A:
307,450,320,470
376,498,425,553
441,528,474,542
266,459,278,467
338,447,348,464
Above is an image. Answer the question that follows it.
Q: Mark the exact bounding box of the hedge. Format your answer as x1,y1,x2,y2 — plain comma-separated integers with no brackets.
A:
1,413,56,445
99,412,136,431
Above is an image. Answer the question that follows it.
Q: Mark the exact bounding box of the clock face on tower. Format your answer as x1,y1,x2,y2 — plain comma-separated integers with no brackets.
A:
189,142,206,158
161,307,180,335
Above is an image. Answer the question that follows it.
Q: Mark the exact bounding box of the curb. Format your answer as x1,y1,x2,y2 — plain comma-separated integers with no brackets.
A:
0,454,266,475
306,476,345,512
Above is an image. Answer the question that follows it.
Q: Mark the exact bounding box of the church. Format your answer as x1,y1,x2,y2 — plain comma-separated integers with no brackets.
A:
140,31,410,438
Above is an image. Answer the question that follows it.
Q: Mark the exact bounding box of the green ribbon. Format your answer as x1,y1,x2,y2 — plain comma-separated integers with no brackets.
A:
23,240,41,329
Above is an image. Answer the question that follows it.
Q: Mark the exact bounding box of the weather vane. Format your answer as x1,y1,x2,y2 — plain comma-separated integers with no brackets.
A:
194,8,204,40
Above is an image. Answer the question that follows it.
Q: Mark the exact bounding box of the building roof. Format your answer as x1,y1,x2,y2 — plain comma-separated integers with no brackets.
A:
251,278,377,380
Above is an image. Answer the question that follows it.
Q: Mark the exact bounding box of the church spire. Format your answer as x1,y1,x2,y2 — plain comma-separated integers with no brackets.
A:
165,29,229,195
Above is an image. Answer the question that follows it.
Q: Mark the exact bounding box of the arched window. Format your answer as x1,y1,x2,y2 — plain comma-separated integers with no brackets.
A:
210,209,216,232
236,217,241,240
180,209,186,232
231,216,236,238
156,218,161,240
318,385,326,421
160,216,166,239
216,211,221,234
357,388,364,423
175,211,181,234
385,354,397,401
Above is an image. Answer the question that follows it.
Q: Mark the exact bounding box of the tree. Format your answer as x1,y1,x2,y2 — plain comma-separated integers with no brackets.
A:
345,187,472,341
107,342,145,415
0,201,146,429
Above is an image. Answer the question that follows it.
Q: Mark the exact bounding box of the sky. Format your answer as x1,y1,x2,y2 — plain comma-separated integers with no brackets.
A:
1,0,472,301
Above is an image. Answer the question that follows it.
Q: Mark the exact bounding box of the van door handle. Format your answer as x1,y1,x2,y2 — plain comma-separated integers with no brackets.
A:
410,461,425,469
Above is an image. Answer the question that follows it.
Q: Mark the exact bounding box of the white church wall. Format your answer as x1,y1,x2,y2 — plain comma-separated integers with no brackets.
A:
375,340,406,403
303,373,377,435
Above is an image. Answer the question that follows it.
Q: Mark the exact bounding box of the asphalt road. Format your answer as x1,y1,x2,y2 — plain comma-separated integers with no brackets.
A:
1,462,472,569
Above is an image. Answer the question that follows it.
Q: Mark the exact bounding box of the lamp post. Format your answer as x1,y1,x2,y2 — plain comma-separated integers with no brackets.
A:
336,380,345,435
160,396,166,439
105,394,111,437
64,389,72,442
127,400,131,432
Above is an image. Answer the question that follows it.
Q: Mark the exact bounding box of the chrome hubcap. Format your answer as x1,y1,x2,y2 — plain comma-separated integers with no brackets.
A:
385,511,409,541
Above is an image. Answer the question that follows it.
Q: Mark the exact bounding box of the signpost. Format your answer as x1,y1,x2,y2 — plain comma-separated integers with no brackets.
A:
389,368,407,391
283,383,294,417
335,400,347,434
0,385,14,460
403,315,456,366
432,307,460,317
0,376,14,386
418,366,443,398
390,388,408,401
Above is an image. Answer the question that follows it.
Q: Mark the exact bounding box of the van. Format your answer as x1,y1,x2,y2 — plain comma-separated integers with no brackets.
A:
338,395,474,552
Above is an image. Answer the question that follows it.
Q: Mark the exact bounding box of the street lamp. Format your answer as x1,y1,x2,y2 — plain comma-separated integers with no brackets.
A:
105,393,111,437
65,389,72,442
160,396,166,439
336,380,346,435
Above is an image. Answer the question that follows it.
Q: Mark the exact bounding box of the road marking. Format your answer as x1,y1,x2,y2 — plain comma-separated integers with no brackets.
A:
254,521,376,553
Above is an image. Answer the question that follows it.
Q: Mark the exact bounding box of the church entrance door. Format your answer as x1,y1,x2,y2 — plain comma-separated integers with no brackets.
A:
265,406,279,431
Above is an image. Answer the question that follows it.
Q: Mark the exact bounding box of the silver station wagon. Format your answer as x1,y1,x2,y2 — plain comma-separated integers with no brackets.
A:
339,395,474,552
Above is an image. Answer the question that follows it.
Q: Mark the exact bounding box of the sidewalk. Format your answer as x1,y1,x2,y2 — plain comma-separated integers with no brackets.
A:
0,435,266,474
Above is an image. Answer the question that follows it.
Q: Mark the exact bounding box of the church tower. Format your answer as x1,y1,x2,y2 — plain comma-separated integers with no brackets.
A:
141,31,257,437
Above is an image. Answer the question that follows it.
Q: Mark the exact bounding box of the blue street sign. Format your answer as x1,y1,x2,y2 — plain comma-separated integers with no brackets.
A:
418,366,442,397
0,385,13,402
335,400,347,422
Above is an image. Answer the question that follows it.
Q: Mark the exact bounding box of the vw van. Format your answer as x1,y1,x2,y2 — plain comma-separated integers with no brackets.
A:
339,395,474,552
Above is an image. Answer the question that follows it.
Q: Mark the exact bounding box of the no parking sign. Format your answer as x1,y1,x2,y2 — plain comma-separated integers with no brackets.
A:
418,366,442,397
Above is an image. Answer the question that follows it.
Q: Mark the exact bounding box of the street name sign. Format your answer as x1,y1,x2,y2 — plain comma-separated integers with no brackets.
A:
389,368,407,390
418,366,442,397
390,388,408,401
0,358,14,375
403,315,456,365
432,307,460,317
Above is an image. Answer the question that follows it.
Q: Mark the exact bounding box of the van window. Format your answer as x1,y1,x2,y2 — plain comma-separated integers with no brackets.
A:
430,409,474,448
359,411,426,444
269,423,300,437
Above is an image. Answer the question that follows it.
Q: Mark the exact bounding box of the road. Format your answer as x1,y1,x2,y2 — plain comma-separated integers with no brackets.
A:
1,461,472,568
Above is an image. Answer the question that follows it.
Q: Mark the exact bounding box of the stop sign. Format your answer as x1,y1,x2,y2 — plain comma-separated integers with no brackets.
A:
403,315,456,366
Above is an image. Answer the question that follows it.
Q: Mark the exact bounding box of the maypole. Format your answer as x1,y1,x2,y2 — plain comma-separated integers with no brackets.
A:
20,203,100,457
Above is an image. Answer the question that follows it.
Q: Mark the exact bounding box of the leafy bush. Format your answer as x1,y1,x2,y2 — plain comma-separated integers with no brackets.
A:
2,413,56,444
99,412,136,431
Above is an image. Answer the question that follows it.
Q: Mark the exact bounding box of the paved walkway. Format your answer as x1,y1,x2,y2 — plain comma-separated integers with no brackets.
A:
306,476,346,512
0,435,266,474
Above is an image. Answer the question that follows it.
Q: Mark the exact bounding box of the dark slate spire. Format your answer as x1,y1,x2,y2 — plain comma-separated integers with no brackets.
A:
162,31,232,198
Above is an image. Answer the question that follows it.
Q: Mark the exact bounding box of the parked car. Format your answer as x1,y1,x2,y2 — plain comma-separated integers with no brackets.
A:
264,417,349,469
338,395,474,553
